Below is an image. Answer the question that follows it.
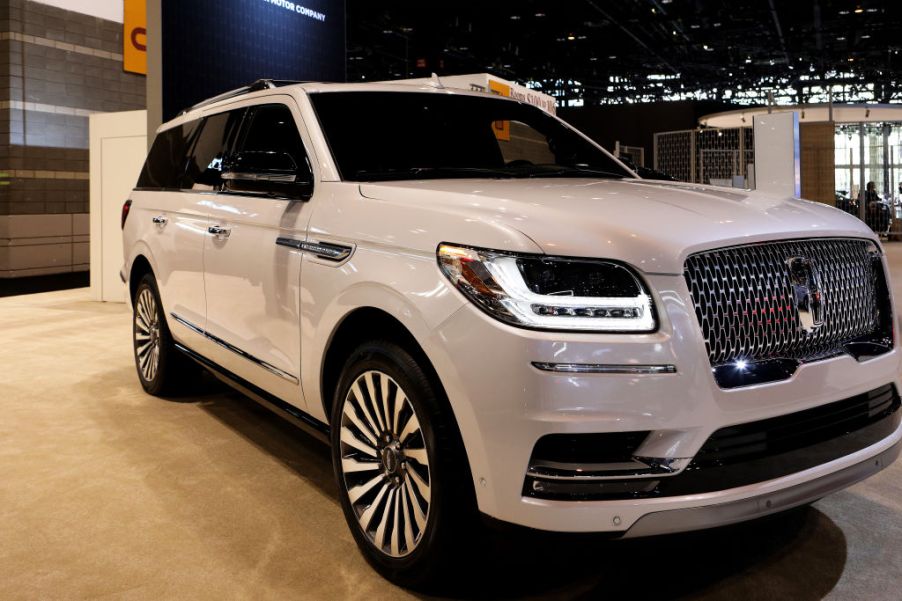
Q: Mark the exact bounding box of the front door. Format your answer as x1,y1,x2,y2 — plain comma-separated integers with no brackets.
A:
203,100,315,405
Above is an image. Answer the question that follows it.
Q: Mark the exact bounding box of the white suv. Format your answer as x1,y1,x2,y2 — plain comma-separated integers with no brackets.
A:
122,79,901,586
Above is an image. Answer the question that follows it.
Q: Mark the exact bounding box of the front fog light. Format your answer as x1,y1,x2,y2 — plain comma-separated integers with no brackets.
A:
437,243,656,332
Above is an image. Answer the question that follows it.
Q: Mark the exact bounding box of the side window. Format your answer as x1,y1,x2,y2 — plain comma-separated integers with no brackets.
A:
184,109,244,190
136,121,198,189
237,104,310,174
496,120,557,166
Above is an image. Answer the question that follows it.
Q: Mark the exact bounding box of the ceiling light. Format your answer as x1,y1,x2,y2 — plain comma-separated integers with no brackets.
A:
535,12,545,17
861,34,871,39
837,36,846,41
839,10,850,15
510,15,520,20
567,34,576,41
854,7,864,14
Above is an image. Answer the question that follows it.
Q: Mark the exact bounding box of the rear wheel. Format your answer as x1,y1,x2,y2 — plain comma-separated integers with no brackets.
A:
132,274,189,395
331,340,476,589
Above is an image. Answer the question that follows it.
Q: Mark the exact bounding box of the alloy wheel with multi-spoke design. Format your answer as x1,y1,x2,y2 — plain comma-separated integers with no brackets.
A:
133,286,162,383
339,370,431,558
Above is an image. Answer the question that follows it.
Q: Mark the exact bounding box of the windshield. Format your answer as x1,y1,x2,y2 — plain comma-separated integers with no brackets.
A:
309,91,634,182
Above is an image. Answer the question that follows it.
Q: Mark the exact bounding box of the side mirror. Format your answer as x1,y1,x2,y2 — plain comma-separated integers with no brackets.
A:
221,151,313,200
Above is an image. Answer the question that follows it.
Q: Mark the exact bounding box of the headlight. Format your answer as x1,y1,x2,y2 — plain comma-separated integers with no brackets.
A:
437,243,656,332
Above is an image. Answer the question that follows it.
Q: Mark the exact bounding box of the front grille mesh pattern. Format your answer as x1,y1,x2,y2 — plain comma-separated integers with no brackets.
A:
684,238,879,366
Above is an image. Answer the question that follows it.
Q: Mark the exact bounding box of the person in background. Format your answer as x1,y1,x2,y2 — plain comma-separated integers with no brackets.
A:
863,181,890,235
864,181,879,204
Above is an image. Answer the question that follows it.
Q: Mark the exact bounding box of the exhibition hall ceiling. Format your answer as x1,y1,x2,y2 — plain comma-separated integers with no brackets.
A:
347,0,902,106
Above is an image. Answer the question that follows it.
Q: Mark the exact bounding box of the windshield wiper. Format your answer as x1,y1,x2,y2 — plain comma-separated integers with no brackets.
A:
518,165,628,179
354,166,516,181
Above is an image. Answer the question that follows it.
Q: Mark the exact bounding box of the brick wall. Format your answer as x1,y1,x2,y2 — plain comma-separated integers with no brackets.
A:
0,0,145,277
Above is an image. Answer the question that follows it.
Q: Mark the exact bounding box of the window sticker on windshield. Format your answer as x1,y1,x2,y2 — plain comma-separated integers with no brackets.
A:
488,79,511,141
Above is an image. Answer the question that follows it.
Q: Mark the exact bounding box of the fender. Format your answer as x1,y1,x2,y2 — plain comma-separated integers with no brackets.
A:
124,241,159,305
301,277,499,509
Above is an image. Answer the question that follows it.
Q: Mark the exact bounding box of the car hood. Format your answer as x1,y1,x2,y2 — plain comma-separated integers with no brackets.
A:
359,178,876,274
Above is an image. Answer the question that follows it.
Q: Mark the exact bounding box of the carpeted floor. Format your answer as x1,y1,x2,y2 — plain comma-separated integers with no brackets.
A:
1,245,902,600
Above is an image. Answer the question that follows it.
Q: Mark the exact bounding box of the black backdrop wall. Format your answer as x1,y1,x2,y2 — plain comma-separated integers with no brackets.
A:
161,0,345,121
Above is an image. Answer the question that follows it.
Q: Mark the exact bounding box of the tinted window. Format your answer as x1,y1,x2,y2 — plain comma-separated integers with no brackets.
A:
184,109,244,190
237,104,308,172
136,121,198,189
310,92,631,182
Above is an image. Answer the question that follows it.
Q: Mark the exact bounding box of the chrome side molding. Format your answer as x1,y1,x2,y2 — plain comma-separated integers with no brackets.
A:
527,456,692,482
276,237,353,261
174,342,330,445
169,312,299,384
531,362,677,375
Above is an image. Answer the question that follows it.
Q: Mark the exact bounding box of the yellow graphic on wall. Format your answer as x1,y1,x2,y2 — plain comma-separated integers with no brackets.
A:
124,0,147,75
488,79,510,141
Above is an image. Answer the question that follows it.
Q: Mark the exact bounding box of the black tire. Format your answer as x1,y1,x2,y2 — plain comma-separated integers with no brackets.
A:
330,340,476,589
132,273,190,396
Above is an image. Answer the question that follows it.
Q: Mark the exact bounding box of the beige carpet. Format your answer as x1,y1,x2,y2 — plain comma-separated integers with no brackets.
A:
1,244,902,600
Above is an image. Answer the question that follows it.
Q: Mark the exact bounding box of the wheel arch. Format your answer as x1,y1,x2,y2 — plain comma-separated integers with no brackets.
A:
320,304,479,514
320,307,437,425
128,254,155,301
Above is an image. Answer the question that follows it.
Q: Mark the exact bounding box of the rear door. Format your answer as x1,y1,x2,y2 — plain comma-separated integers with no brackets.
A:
202,99,316,405
133,120,209,349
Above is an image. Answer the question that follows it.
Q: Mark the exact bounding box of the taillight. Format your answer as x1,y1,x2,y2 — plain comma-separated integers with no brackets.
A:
121,199,132,229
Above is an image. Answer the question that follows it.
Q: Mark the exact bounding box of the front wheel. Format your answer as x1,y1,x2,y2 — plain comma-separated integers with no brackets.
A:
331,340,476,589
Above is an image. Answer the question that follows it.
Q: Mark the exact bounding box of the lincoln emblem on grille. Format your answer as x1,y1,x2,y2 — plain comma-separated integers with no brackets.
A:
786,257,824,333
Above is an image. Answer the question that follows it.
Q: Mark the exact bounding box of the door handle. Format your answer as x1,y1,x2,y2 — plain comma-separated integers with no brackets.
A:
152,215,168,225
208,225,231,238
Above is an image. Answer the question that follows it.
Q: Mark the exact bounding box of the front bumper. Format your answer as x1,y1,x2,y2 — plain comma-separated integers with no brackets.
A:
624,438,900,538
427,271,902,533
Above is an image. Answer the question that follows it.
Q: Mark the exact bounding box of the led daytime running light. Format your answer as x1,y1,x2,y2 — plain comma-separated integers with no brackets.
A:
437,244,656,332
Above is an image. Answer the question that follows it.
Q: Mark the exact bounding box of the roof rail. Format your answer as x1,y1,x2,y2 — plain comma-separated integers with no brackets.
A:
177,79,307,116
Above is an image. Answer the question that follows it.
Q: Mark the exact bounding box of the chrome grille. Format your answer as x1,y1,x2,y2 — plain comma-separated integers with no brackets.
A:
684,238,880,367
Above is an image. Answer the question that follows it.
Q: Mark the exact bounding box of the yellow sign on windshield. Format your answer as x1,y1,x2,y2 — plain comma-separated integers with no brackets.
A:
488,79,511,141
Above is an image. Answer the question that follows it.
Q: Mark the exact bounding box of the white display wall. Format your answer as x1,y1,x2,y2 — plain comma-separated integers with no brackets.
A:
89,110,147,303
753,111,801,197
